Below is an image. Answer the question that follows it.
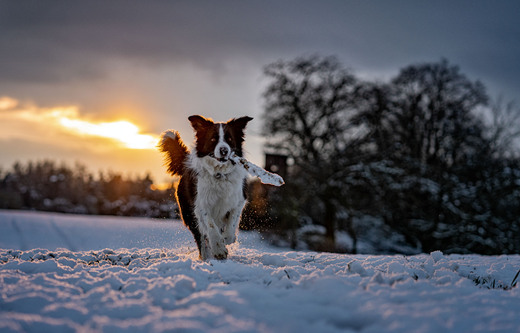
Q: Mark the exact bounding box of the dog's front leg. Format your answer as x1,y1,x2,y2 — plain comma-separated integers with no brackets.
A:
207,219,228,260
197,209,228,260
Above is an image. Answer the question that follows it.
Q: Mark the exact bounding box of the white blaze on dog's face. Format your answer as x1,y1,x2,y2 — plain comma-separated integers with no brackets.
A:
188,115,253,162
215,124,231,161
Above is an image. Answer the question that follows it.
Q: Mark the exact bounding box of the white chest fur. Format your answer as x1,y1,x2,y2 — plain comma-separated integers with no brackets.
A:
195,166,246,223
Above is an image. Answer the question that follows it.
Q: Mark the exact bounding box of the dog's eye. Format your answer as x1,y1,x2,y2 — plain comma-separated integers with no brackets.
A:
225,135,232,143
211,137,217,143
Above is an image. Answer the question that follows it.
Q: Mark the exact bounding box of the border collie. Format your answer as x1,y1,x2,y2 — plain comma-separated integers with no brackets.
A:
159,115,253,260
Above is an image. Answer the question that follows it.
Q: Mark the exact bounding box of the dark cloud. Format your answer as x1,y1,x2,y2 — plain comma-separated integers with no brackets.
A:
0,1,296,80
0,0,519,96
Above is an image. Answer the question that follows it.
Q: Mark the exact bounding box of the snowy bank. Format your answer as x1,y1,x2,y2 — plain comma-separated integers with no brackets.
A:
1,210,519,332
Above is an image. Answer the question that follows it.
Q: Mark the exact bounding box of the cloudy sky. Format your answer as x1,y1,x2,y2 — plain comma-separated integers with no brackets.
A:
1,0,519,185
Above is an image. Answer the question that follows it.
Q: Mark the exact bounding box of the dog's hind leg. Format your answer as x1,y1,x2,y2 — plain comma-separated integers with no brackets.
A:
176,178,206,258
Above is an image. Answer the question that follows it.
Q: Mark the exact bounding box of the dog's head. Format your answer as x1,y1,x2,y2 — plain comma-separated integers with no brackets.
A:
188,115,253,162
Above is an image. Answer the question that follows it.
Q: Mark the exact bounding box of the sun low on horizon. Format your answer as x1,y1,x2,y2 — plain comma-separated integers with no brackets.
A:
58,116,158,150
0,96,173,185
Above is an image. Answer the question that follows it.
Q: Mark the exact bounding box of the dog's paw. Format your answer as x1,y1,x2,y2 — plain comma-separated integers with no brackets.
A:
224,234,237,245
212,241,228,260
213,250,228,260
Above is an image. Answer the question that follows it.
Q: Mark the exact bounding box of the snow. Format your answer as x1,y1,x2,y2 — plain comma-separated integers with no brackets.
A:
1,210,520,333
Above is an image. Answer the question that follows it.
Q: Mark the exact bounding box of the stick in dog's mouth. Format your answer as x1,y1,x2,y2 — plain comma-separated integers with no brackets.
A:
229,153,285,186
209,153,230,163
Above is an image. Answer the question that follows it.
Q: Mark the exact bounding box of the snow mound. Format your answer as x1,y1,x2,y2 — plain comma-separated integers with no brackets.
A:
2,248,520,332
1,210,520,332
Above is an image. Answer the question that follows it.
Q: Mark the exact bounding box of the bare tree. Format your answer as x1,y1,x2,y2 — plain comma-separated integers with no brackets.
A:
388,59,489,170
263,55,358,250
487,96,520,158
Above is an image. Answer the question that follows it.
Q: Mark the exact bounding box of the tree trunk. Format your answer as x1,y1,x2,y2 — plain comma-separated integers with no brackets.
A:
346,215,357,254
323,199,336,252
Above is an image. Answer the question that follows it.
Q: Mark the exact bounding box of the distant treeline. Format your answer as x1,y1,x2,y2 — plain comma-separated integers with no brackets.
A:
0,160,177,218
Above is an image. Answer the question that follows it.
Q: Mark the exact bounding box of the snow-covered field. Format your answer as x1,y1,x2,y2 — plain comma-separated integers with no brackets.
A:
1,210,519,333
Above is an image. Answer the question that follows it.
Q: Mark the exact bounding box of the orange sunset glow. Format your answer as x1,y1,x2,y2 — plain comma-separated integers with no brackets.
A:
58,116,158,150
0,96,167,184
0,97,159,150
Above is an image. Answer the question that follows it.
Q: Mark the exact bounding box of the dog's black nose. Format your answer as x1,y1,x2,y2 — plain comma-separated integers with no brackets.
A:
220,146,229,157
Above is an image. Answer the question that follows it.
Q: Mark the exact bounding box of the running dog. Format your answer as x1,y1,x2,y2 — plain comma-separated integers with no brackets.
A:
159,115,252,260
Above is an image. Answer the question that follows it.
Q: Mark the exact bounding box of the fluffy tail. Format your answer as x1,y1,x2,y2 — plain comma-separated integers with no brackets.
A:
158,130,189,176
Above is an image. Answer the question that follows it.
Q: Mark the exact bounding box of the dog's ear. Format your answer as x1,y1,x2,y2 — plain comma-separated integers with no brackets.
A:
227,116,253,130
227,117,253,147
188,115,214,132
